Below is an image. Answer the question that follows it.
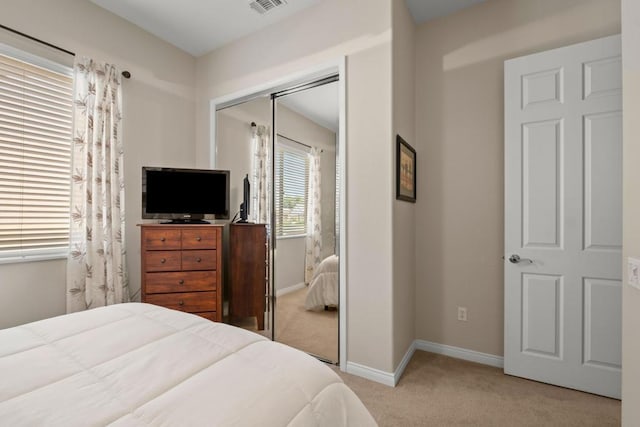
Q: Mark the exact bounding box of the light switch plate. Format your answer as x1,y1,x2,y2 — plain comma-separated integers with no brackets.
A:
628,257,640,290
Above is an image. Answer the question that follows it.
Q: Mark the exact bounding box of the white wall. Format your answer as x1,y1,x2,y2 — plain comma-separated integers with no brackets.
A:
391,0,417,368
414,0,621,357
196,0,394,372
0,260,67,328
622,0,640,423
215,109,256,217
274,238,306,292
0,0,196,329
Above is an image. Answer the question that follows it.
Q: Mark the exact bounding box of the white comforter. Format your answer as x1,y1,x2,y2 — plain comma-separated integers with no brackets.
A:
305,255,339,311
0,303,375,426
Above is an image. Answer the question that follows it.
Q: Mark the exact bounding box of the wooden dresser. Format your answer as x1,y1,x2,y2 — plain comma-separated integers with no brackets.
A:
228,223,268,330
139,224,223,322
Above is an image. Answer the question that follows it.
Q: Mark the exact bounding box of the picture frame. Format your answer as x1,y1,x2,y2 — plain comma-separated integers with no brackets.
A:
396,135,416,203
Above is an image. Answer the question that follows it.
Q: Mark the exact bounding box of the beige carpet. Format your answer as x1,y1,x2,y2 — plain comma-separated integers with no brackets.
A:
336,351,621,426
230,287,338,362
275,287,338,362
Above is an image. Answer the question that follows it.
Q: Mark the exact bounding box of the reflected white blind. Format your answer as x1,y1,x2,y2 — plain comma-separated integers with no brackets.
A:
274,144,309,237
0,52,73,256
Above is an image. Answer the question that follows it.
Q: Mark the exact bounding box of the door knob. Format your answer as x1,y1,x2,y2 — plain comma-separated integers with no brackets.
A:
508,254,533,264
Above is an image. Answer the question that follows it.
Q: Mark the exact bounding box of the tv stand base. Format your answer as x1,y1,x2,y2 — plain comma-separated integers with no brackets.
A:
160,219,210,224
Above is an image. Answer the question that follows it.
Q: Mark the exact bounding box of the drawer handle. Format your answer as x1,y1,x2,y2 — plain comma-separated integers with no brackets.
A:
178,300,184,306
160,258,166,264
196,236,202,241
160,237,166,242
179,279,184,285
196,257,202,263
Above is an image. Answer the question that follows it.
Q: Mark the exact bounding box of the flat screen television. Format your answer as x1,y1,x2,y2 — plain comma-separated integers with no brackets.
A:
142,167,230,222
239,174,250,223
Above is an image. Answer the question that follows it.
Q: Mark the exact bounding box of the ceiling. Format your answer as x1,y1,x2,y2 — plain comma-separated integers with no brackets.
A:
89,0,321,56
278,82,339,133
90,0,487,57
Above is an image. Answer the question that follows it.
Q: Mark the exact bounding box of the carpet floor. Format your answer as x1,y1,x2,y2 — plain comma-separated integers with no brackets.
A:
336,351,621,426
230,287,338,362
275,287,338,362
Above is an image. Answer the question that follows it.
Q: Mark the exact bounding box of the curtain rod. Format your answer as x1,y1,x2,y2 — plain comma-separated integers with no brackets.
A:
276,133,323,153
0,23,74,56
250,125,325,154
0,23,131,79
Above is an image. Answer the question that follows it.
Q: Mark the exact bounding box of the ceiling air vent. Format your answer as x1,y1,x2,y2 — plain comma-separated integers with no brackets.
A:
249,0,287,15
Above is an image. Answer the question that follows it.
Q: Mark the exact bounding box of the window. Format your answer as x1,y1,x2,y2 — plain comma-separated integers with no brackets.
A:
0,47,73,261
274,142,309,237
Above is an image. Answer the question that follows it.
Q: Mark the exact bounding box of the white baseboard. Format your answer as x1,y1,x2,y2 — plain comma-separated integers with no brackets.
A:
345,362,395,387
415,339,504,368
344,341,502,387
345,341,416,387
275,282,306,297
394,341,416,385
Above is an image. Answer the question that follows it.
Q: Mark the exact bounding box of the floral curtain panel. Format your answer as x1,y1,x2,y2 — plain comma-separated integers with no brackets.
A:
66,58,129,312
252,123,270,224
305,147,322,284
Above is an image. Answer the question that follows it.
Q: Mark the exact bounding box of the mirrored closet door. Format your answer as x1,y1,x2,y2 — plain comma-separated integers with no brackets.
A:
272,79,339,363
214,76,340,364
215,95,274,340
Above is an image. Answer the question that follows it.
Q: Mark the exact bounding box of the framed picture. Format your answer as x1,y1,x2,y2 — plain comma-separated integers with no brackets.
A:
396,135,416,203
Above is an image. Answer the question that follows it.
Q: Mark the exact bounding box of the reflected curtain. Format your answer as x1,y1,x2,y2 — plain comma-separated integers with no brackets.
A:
251,124,270,224
305,147,322,284
66,58,129,312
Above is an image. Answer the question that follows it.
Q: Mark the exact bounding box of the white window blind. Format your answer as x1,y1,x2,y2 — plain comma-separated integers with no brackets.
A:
0,50,73,260
275,143,309,237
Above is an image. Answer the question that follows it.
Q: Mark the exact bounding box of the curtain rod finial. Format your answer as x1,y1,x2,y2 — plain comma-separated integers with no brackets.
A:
251,122,257,128
121,70,131,79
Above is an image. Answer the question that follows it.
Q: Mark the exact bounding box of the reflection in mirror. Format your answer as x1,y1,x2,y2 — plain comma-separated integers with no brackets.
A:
214,80,340,364
215,96,273,339
274,81,339,363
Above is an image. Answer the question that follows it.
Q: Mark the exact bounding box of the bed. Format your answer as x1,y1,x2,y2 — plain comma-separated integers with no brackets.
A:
0,303,375,426
305,255,339,311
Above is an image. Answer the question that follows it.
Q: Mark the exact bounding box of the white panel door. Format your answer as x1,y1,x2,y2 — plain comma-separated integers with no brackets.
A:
504,35,622,399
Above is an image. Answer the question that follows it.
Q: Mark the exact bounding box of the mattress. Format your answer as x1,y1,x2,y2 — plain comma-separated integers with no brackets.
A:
0,303,375,426
305,255,339,311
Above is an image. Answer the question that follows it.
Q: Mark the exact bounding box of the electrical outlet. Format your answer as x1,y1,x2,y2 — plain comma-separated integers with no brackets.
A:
457,307,468,322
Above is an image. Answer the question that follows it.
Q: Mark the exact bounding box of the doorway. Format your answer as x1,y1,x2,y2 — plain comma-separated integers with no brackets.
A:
211,64,345,366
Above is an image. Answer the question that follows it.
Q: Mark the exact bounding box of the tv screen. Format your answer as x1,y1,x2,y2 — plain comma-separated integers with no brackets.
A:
240,174,250,223
142,167,230,221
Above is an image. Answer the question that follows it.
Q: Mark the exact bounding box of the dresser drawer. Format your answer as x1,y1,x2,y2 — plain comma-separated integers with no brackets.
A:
145,291,216,313
139,224,223,323
145,271,216,294
145,251,181,272
182,228,217,250
194,312,217,321
182,250,216,271
143,229,181,250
